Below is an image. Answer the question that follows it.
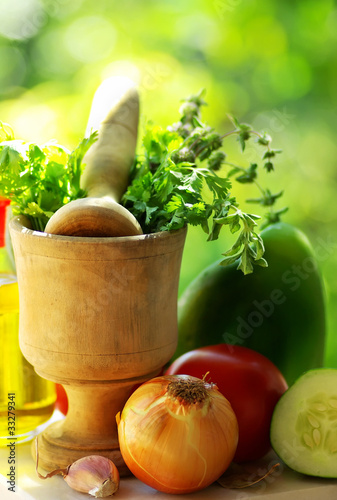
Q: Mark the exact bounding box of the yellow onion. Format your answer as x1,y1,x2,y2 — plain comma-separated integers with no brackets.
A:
117,374,238,494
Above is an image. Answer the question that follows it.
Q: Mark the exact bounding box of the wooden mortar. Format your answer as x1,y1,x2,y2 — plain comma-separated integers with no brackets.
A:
9,218,186,475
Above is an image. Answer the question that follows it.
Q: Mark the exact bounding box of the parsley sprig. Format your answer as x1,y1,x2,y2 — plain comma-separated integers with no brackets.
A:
122,90,286,274
0,122,97,231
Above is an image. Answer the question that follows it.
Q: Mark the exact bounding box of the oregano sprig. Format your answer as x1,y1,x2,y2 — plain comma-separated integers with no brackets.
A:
122,90,286,274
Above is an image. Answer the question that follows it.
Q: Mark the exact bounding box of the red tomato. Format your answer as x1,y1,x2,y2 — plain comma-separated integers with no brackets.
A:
55,383,68,415
165,344,288,463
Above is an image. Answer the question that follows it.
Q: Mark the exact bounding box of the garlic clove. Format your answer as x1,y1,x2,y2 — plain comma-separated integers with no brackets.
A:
64,455,119,498
89,477,118,498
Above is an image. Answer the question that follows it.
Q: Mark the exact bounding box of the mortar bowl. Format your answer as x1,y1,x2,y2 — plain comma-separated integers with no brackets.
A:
9,218,186,475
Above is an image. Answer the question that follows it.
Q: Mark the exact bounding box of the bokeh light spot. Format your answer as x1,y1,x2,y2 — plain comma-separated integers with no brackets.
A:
0,0,44,40
32,29,80,78
14,105,57,142
174,14,220,53
253,53,312,103
245,16,288,59
269,54,312,99
0,47,26,91
64,16,117,63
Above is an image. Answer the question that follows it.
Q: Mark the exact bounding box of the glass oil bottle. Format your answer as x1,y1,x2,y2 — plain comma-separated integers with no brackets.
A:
0,199,56,446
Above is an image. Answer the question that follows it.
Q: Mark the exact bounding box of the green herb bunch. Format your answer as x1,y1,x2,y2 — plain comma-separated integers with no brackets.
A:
0,90,285,274
0,122,96,231
122,90,286,274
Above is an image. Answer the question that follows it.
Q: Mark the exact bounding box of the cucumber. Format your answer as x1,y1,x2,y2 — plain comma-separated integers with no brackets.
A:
270,368,337,478
176,223,326,386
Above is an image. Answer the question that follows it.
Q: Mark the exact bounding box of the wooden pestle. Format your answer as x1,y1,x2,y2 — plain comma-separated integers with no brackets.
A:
45,77,142,237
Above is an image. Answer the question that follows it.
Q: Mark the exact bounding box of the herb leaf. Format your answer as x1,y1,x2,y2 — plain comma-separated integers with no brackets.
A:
0,132,97,231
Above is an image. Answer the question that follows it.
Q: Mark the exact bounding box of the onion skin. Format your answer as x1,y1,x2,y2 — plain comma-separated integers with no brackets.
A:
117,375,239,494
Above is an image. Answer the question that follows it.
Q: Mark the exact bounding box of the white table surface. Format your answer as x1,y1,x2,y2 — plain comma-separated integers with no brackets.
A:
0,412,336,500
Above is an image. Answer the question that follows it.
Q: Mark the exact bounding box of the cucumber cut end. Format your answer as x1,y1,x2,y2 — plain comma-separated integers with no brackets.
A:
270,368,337,478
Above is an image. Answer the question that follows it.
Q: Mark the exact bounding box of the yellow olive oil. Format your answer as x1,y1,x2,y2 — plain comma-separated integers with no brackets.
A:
0,199,56,446
0,276,56,446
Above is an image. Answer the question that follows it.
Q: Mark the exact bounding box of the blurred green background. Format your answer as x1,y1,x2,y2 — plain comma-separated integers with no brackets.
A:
0,0,336,367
